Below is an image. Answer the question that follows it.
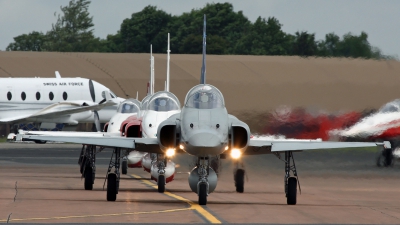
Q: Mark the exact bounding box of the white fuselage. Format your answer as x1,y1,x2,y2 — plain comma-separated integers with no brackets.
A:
180,107,229,156
142,110,180,138
0,77,124,124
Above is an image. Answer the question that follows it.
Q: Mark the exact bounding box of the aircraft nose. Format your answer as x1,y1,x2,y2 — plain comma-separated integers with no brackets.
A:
188,132,221,147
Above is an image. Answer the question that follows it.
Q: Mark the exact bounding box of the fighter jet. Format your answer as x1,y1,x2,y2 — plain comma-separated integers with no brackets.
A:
330,99,400,166
23,15,384,205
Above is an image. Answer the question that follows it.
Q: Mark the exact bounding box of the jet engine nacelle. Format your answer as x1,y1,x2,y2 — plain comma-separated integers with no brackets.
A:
157,114,181,151
150,160,176,183
120,116,142,137
188,167,218,194
229,116,251,153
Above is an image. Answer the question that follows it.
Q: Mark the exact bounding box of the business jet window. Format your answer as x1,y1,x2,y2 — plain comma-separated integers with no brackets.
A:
49,92,54,100
36,92,41,100
21,92,26,101
118,103,139,114
63,92,68,100
148,97,180,112
7,92,12,101
186,90,224,109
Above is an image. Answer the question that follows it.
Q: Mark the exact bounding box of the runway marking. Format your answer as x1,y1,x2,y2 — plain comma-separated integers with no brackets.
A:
131,174,221,224
0,208,193,222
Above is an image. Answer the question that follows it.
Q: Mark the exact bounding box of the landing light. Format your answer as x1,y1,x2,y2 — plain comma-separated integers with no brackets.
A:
166,148,176,157
230,149,241,159
179,144,184,150
224,146,229,151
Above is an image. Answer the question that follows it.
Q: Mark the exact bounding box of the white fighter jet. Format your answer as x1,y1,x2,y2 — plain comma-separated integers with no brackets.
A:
330,99,400,166
23,39,181,192
23,15,384,205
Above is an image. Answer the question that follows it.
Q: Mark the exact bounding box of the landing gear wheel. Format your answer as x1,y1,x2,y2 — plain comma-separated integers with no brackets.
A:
107,173,117,201
34,140,47,144
234,169,245,193
157,175,165,193
198,183,208,205
287,177,297,205
122,160,127,175
80,156,87,174
84,167,93,190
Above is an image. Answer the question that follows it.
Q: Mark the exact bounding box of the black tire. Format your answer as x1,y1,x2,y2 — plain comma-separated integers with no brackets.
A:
198,183,207,205
287,177,297,205
157,175,165,193
107,173,117,201
234,169,245,193
122,160,128,175
84,167,93,190
34,140,47,144
383,148,393,167
79,156,87,174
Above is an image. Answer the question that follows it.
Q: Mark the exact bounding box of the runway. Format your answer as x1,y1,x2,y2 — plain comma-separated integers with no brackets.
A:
0,143,400,224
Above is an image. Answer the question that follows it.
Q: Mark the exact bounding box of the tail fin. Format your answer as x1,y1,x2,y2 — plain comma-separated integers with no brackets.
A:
200,14,206,84
166,33,171,92
150,45,155,95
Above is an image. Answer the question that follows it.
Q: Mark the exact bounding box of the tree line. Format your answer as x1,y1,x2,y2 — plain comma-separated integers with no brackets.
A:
6,0,394,59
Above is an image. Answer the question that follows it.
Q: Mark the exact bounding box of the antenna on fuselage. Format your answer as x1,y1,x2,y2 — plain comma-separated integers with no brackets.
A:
200,14,206,84
136,91,138,100
150,45,155,95
55,71,61,78
166,33,171,92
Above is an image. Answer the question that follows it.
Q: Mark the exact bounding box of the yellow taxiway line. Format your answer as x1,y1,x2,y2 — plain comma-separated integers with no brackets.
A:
0,208,192,222
131,174,222,224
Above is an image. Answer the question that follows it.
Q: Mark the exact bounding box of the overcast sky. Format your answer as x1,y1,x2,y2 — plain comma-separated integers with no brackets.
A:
1,0,399,57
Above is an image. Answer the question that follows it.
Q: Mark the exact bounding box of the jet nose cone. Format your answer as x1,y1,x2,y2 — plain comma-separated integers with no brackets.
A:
188,132,221,147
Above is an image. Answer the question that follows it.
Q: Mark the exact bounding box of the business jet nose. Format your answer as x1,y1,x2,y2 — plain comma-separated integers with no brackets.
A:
188,132,221,147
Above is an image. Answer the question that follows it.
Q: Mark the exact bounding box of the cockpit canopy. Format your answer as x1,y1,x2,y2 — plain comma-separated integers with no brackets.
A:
117,99,141,114
379,99,400,113
141,95,152,111
148,91,181,112
185,84,225,109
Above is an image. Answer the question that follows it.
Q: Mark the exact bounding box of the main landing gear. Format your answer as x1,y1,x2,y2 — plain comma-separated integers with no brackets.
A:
283,151,300,205
78,145,96,190
233,159,245,193
104,147,121,201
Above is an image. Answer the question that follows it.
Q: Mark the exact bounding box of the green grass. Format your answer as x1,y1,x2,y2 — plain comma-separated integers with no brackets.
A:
0,137,8,143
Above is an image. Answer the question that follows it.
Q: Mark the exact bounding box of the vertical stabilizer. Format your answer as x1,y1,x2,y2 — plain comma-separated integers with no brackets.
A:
200,15,206,84
55,71,61,78
166,33,171,92
150,45,155,95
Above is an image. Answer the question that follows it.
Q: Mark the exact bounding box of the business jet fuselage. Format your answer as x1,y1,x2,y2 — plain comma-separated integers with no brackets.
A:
0,77,124,126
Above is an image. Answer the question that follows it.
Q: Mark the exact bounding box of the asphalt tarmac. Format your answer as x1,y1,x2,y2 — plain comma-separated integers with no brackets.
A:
0,143,400,224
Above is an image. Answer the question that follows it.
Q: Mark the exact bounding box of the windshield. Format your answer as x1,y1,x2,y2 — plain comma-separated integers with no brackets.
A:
185,85,224,109
117,101,140,114
148,97,180,112
147,92,181,112
381,104,400,113
102,90,116,99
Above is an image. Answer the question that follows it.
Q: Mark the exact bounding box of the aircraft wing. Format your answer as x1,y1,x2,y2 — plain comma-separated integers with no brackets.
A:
22,133,162,154
30,100,116,119
245,139,381,155
0,101,116,123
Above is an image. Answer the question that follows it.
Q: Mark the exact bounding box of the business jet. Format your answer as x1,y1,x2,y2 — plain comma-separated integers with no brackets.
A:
330,99,400,166
0,72,124,135
23,16,385,205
